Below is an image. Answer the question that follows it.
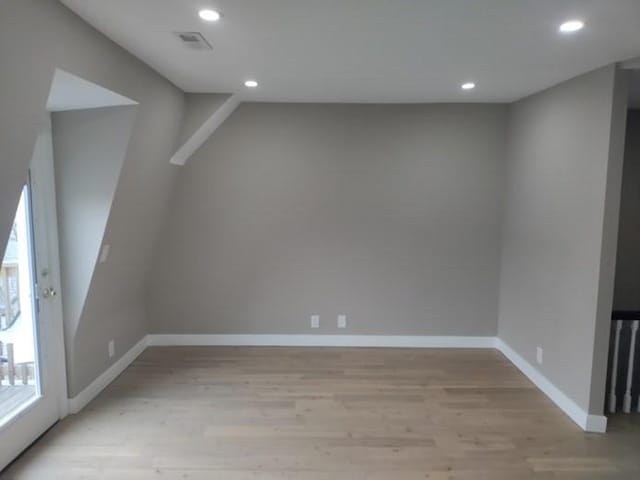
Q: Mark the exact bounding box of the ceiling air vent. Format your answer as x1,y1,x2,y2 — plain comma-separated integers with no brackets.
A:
174,31,212,50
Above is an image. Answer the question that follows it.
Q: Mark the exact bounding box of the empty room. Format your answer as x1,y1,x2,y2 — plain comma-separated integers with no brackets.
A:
1,0,640,478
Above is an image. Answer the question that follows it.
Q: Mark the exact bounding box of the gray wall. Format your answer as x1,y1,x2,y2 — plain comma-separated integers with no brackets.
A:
497,65,627,414
613,110,640,310
149,103,508,336
0,1,627,411
52,106,136,393
0,0,185,396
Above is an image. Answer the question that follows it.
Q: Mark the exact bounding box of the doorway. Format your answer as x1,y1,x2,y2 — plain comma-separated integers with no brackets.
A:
0,68,138,471
0,121,67,469
606,71,640,419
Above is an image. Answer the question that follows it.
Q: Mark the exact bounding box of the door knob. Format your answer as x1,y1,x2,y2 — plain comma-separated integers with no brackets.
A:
42,287,57,299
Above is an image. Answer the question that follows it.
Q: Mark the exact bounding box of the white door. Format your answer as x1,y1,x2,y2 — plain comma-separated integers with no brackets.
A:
0,119,67,471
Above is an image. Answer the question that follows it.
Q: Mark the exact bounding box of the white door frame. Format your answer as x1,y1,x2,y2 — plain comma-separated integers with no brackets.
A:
0,116,68,471
30,114,69,420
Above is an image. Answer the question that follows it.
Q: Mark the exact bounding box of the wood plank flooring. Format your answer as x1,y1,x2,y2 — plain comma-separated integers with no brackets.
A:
2,346,640,479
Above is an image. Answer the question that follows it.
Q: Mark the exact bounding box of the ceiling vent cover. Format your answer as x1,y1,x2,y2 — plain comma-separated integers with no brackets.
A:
174,32,212,50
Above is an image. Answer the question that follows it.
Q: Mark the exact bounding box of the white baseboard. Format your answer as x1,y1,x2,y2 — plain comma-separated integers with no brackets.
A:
147,334,498,349
66,333,607,434
495,338,607,433
67,335,150,414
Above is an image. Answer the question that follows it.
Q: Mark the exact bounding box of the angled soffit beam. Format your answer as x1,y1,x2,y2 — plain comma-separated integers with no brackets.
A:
170,93,240,166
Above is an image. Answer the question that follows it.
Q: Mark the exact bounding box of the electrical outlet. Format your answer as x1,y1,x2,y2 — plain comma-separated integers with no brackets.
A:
311,315,320,329
536,346,543,365
337,314,347,329
108,340,115,358
99,244,111,264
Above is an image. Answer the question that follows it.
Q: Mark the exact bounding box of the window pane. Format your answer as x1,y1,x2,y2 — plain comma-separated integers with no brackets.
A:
0,185,39,423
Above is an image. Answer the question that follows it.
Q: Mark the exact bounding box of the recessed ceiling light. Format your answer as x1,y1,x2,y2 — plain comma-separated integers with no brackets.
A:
559,20,585,33
461,82,476,90
198,9,221,22
245,80,259,88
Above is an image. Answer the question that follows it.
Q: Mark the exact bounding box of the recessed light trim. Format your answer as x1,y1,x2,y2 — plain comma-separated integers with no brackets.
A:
244,80,259,88
461,82,476,90
559,19,584,33
198,9,221,22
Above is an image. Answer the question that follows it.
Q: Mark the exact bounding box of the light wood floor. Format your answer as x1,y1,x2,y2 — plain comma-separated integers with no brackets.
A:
2,347,640,479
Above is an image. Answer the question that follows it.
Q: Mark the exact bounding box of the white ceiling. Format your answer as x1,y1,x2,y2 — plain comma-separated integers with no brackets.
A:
61,0,640,103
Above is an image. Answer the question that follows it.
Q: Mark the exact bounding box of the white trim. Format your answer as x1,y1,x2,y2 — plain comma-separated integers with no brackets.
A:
170,95,240,166
29,117,70,420
495,338,607,433
67,335,149,414
584,414,608,433
147,334,497,349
